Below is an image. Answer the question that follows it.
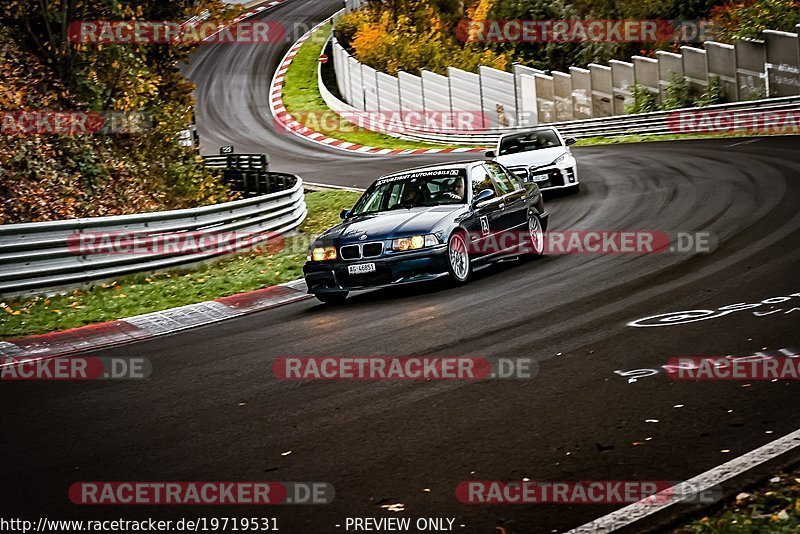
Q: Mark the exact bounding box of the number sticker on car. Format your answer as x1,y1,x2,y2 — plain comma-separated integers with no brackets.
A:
348,263,376,275
531,174,549,182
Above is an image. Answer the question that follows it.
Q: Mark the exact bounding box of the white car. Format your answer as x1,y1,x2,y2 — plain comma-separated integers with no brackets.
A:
486,127,580,193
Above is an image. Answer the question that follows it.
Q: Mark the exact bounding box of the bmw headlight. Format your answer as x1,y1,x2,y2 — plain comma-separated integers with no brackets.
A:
309,246,337,261
392,234,439,251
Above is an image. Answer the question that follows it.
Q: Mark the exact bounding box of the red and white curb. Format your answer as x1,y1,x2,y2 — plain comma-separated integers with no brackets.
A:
0,279,311,366
268,22,486,156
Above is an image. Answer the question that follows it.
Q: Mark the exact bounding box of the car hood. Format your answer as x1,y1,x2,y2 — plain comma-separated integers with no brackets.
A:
321,206,462,244
495,147,566,168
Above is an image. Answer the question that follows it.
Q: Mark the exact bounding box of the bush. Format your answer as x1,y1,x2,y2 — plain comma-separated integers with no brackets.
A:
336,2,508,77
0,1,235,223
694,75,725,107
625,84,659,114
661,73,690,110
712,0,800,43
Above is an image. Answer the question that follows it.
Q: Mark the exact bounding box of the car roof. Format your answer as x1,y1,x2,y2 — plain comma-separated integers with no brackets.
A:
378,160,484,180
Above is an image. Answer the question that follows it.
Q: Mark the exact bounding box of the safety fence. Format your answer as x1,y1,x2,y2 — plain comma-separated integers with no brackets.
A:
0,175,306,296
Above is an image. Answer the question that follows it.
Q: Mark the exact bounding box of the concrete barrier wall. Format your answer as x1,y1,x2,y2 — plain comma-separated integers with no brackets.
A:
330,22,798,127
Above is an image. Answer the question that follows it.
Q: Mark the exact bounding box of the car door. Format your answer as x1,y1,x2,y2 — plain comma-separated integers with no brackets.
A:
485,161,529,235
468,164,506,258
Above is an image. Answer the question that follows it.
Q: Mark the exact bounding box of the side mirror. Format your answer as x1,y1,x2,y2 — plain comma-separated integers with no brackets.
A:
472,188,496,207
565,137,577,146
484,150,496,158
340,209,350,220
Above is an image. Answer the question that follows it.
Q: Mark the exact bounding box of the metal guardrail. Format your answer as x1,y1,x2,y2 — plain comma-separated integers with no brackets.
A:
202,154,285,197
0,174,307,296
202,153,269,170
398,96,800,145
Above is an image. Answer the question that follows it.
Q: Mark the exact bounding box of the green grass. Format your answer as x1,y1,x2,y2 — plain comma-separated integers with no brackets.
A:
280,24,463,150
676,469,800,533
575,131,800,146
0,191,360,339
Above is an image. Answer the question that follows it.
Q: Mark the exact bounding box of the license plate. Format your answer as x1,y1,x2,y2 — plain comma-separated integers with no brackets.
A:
348,263,376,275
531,174,549,182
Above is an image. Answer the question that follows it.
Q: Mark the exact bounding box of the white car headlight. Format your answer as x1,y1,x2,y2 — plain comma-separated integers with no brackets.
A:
551,153,568,166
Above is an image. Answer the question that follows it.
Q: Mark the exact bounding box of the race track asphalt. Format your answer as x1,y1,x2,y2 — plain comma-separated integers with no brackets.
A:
2,1,798,532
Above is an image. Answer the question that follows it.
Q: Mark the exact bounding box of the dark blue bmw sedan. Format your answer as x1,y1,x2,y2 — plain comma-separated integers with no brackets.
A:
303,160,548,303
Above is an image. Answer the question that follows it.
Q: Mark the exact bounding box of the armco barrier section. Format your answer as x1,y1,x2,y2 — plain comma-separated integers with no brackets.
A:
331,17,800,128
0,174,306,296
398,96,800,145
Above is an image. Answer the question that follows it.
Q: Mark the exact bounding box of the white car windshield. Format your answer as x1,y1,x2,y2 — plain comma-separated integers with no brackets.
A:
498,130,562,155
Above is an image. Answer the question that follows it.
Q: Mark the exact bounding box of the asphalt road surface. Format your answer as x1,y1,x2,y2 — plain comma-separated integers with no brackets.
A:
2,1,799,532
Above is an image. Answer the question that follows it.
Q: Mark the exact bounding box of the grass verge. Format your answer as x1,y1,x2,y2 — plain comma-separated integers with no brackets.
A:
280,24,464,151
575,131,800,146
676,468,800,533
0,191,360,339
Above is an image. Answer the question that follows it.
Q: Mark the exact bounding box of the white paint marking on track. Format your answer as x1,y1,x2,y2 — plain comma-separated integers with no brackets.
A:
566,427,800,533
725,138,761,148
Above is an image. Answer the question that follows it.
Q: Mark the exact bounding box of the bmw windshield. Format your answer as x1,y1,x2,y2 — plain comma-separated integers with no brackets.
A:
350,169,467,216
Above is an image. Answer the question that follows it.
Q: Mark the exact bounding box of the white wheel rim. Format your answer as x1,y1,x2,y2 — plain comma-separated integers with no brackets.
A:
449,234,469,280
529,216,543,254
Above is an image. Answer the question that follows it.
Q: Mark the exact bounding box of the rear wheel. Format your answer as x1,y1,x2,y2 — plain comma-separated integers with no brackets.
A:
447,231,471,284
314,291,348,304
523,215,544,259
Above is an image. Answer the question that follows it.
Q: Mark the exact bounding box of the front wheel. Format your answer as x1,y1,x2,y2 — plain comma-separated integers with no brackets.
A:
314,291,349,304
446,231,471,284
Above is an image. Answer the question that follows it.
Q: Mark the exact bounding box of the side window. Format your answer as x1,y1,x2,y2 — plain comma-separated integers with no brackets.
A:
503,168,524,191
470,165,495,198
485,162,517,194
385,183,403,209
